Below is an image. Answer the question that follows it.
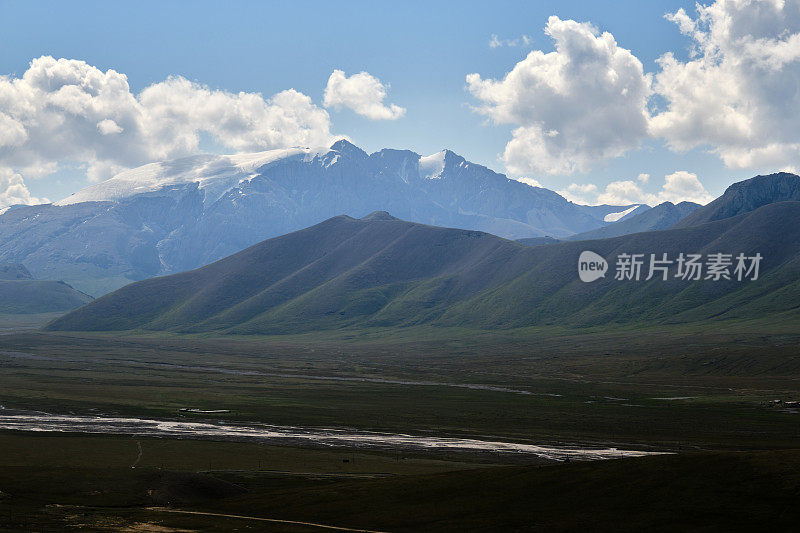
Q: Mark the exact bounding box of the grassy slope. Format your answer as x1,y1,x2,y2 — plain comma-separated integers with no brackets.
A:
46,202,800,334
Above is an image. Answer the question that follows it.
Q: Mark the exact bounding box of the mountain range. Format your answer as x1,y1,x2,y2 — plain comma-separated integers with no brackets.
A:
517,201,702,245
0,141,637,296
565,201,701,241
48,172,800,334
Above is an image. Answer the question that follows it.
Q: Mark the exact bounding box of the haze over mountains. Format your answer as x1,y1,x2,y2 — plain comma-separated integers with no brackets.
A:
0,141,638,296
518,201,702,245
48,172,800,334
565,201,701,241
0,263,91,315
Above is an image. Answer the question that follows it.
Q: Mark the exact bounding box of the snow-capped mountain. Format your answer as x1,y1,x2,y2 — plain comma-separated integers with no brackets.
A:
0,140,635,296
55,148,313,207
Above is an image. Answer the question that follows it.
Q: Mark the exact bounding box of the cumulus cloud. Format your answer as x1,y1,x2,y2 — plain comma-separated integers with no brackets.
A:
0,168,47,209
0,56,336,183
650,0,800,170
661,171,715,204
557,183,599,204
323,69,405,120
560,171,714,206
467,16,652,176
471,2,800,177
97,119,123,135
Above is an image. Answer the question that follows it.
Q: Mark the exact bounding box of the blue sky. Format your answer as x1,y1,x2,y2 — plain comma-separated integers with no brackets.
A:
1,0,798,206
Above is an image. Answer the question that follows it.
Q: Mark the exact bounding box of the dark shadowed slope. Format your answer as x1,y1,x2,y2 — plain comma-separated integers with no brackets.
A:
675,172,800,228
48,195,800,333
566,201,701,241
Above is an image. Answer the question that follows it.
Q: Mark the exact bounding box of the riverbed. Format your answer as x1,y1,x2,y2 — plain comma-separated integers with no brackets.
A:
0,409,665,461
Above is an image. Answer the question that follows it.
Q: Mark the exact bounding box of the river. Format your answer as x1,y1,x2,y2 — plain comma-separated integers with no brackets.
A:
0,409,665,462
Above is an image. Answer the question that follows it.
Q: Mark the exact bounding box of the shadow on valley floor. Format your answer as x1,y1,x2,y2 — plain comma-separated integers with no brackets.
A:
0,432,799,532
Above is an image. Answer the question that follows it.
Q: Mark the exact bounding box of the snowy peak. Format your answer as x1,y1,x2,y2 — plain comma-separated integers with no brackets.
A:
55,141,492,209
329,139,368,160
418,150,447,179
55,147,317,206
4,139,672,297
418,149,468,180
318,139,371,168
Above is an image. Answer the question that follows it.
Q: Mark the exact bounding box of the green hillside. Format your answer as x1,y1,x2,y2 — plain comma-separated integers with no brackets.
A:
47,195,800,333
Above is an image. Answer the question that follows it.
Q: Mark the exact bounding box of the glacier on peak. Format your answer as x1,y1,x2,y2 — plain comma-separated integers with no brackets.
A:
603,205,641,222
55,147,320,207
418,150,447,180
1,139,649,297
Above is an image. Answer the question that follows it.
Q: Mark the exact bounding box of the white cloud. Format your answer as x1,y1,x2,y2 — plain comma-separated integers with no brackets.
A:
514,176,542,187
650,0,800,170
0,112,28,147
97,119,123,135
560,171,714,206
472,2,800,177
0,56,336,183
596,180,652,205
637,173,650,183
0,168,47,209
467,16,652,176
489,34,533,48
323,69,405,120
658,170,715,204
557,183,599,204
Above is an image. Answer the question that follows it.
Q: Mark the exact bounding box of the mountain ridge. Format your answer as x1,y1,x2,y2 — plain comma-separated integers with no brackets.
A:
675,172,800,228
47,178,800,333
0,141,637,296
566,201,701,241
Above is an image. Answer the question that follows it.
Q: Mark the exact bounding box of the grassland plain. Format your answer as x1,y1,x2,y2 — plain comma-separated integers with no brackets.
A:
1,322,800,530
2,321,800,449
1,434,799,531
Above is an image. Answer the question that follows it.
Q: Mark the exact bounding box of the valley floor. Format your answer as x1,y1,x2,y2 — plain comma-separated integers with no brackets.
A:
1,433,799,531
0,322,799,530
